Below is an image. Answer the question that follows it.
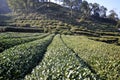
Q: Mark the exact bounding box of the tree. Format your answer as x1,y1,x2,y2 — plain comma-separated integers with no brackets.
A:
108,10,118,21
116,20,120,29
99,6,107,18
73,0,82,10
80,1,90,19
7,0,39,13
90,3,100,17
61,0,82,17
62,0,74,17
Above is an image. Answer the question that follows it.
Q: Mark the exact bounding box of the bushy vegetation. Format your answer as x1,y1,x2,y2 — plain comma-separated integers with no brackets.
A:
4,1,117,33
0,1,118,33
0,33,49,52
25,35,100,80
89,36,119,44
0,0,120,79
0,32,42,39
0,14,12,26
0,26,44,33
0,34,54,80
0,32,120,80
62,35,120,80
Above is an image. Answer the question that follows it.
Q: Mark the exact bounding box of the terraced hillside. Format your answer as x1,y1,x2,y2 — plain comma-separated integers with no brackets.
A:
0,32,120,80
0,2,117,33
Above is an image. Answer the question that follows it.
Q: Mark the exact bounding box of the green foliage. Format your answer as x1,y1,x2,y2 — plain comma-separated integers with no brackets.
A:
0,32,120,80
116,20,120,28
0,14,12,26
62,0,81,8
62,35,120,80
0,33,48,52
0,34,54,80
80,1,90,18
0,27,6,32
61,30,73,35
15,23,31,27
89,36,119,44
96,32,120,36
0,32,43,40
25,35,100,80
108,10,118,21
118,38,120,45
6,2,117,32
7,0,39,13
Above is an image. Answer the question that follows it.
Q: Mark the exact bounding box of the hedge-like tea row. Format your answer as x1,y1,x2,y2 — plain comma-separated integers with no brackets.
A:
0,34,54,80
0,33,48,52
62,35,120,80
25,35,100,80
89,36,119,44
0,32,42,40
0,27,44,33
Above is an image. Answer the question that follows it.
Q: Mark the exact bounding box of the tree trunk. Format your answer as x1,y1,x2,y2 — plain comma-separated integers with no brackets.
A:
70,6,73,18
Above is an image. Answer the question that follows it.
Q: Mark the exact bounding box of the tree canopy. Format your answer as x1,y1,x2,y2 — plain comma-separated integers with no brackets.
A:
7,0,39,13
6,0,119,21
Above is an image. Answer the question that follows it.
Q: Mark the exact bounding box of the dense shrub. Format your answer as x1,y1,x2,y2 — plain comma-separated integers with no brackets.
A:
0,34,48,52
0,34,54,80
25,35,100,80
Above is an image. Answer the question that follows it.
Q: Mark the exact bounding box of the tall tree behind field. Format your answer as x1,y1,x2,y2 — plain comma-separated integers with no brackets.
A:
80,1,90,19
108,10,118,21
62,0,82,17
62,0,82,9
7,0,39,13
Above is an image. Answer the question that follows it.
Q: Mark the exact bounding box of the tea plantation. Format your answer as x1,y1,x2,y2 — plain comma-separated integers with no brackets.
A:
0,32,120,80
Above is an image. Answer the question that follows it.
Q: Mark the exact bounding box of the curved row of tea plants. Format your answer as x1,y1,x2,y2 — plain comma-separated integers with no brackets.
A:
0,34,54,80
62,35,120,80
0,32,42,40
118,38,120,45
25,35,100,80
0,33,49,53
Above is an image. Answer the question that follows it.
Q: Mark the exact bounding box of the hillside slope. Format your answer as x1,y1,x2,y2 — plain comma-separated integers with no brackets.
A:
0,2,118,35
13,2,117,31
